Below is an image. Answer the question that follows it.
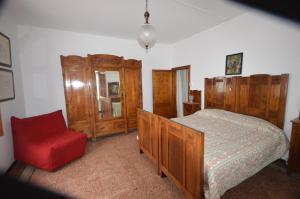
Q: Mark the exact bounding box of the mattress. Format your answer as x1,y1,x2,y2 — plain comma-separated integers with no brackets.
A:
172,109,289,199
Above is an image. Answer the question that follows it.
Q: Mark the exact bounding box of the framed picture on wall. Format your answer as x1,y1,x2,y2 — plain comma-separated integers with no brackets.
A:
0,68,15,102
225,52,243,75
0,32,12,67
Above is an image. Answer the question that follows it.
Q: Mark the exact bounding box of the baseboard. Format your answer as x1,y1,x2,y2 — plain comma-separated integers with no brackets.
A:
5,161,27,178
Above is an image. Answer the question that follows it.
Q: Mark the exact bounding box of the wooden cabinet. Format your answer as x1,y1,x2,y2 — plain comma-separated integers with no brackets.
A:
61,54,142,140
183,90,201,116
183,102,200,116
288,118,300,174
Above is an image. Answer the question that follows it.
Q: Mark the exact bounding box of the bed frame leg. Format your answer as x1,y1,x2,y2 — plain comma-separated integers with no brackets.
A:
139,148,144,154
159,170,166,178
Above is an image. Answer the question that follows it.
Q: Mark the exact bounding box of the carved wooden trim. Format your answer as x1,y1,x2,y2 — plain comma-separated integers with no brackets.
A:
88,54,123,67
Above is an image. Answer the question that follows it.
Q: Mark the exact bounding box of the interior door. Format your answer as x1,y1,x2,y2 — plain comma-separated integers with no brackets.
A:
152,70,176,118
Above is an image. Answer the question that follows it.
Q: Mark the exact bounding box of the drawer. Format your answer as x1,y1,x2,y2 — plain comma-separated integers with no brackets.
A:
96,119,125,135
70,124,92,137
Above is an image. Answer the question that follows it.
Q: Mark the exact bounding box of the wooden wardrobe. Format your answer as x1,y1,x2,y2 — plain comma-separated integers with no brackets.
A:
61,54,142,140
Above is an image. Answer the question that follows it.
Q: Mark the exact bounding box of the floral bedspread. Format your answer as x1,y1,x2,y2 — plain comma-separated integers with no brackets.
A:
172,109,289,199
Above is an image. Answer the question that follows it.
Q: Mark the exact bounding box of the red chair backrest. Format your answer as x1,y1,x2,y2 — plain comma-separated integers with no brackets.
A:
11,110,67,141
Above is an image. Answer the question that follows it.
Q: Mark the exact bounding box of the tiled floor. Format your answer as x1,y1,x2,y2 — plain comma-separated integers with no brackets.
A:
30,132,184,199
29,132,300,199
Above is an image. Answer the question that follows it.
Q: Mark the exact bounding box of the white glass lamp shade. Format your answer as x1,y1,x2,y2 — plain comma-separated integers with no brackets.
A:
137,24,157,49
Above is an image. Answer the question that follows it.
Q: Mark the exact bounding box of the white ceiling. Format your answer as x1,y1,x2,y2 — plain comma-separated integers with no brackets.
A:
6,0,248,44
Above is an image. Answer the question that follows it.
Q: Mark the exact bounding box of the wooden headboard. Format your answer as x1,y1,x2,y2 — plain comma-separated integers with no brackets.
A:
205,74,289,129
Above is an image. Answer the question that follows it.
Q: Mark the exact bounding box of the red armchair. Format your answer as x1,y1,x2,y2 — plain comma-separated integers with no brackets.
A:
11,110,87,171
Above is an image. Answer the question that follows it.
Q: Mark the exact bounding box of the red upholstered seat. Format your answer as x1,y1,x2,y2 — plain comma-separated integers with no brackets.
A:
11,110,87,171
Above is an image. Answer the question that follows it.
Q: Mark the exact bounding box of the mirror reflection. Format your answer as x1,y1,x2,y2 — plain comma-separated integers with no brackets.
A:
95,70,121,119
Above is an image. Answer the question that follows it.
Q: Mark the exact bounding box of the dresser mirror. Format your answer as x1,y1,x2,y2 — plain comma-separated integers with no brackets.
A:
95,70,122,119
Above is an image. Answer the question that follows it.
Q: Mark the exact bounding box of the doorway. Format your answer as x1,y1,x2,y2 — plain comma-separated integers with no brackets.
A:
152,65,190,118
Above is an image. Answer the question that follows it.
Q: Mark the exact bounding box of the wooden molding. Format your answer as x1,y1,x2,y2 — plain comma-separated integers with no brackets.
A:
0,110,3,136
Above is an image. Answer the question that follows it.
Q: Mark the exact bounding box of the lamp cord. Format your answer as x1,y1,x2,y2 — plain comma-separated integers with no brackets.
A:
144,0,150,24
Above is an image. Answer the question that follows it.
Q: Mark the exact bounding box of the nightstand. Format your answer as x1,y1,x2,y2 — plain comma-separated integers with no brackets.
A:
183,102,200,116
288,118,300,174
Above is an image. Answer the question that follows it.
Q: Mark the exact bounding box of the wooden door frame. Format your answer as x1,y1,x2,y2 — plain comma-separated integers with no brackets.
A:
171,65,191,95
152,65,191,118
172,65,191,117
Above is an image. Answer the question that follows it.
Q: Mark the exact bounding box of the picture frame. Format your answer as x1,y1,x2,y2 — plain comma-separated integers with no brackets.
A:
0,68,15,102
225,52,243,75
108,82,120,97
0,32,12,67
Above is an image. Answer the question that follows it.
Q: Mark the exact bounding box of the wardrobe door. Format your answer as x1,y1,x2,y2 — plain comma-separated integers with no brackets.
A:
124,60,143,129
152,70,176,118
61,56,94,138
89,54,127,136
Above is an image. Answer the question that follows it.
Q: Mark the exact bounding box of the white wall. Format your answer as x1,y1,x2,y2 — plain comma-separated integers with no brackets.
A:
17,25,172,119
172,11,300,141
0,10,26,171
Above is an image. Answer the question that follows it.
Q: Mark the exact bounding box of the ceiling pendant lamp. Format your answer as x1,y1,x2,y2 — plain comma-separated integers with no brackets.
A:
137,0,157,51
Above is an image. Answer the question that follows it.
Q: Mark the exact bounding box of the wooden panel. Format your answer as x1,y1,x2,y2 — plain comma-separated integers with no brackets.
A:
248,75,270,120
204,78,213,108
61,55,93,138
123,59,142,129
0,111,3,136
212,77,225,108
184,128,204,197
205,74,289,129
236,77,249,114
288,118,300,174
205,77,225,109
152,70,176,118
159,115,204,199
138,109,204,199
137,109,160,172
224,77,237,112
272,74,288,129
168,123,184,184
95,119,125,135
88,54,123,67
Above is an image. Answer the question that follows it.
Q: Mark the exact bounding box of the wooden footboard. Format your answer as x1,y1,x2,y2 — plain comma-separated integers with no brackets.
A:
137,109,204,199
137,109,160,173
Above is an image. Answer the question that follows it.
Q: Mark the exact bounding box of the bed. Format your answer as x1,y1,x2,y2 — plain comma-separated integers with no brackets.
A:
137,74,289,199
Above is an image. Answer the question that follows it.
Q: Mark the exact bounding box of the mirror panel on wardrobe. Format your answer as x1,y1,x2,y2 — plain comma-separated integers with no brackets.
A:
95,70,122,119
